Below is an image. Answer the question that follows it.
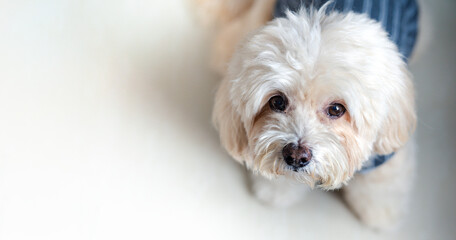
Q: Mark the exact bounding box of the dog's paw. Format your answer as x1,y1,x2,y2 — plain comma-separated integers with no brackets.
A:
249,174,307,208
356,204,403,231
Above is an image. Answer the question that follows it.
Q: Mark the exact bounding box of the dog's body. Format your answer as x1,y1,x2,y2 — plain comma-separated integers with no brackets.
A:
197,0,418,230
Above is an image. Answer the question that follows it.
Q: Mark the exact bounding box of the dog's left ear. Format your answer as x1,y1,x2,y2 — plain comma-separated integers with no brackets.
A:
373,65,417,154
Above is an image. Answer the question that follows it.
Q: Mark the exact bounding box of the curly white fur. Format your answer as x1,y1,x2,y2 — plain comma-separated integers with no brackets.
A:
212,6,416,229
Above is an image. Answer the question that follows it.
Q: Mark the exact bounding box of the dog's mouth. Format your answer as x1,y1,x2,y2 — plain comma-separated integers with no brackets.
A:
288,165,307,172
284,163,311,173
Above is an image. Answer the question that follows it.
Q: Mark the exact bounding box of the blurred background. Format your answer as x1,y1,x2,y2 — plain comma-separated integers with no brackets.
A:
0,0,455,239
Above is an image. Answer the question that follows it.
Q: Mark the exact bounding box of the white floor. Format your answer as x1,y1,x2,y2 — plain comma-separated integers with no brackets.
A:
0,0,454,239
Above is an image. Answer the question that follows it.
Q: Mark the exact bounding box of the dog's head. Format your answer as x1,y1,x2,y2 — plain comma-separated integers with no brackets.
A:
213,9,416,189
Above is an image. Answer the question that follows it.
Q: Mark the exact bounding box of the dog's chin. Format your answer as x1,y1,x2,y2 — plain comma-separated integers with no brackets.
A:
249,157,350,190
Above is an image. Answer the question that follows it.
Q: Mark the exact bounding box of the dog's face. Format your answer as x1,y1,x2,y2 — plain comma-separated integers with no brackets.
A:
213,10,416,189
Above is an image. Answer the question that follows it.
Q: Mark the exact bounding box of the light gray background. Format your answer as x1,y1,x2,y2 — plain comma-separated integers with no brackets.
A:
0,0,454,239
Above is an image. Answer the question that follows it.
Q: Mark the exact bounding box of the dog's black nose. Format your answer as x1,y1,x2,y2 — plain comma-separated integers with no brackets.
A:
282,143,312,169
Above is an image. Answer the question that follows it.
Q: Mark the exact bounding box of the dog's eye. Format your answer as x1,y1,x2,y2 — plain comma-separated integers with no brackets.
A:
326,103,346,118
269,95,288,112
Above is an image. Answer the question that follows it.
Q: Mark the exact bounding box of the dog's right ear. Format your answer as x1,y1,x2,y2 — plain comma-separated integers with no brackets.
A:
212,78,248,162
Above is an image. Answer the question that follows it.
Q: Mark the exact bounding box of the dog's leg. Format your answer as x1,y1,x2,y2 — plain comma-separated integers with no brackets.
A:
249,172,309,207
212,0,276,75
342,143,415,230
193,0,255,26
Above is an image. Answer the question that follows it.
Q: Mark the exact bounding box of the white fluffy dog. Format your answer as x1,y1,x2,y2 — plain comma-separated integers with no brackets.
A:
201,0,417,230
